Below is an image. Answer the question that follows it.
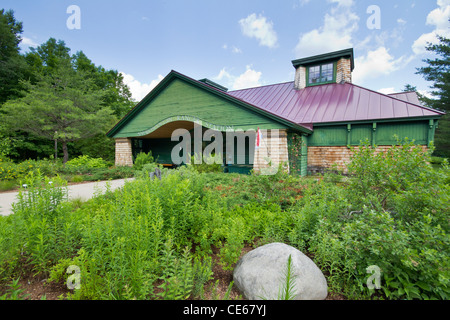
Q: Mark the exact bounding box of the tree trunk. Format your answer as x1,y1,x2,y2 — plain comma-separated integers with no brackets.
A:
62,141,69,164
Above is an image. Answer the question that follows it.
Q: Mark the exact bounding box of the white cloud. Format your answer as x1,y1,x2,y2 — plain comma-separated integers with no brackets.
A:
294,2,359,57
328,0,354,7
293,0,415,85
352,47,413,84
215,66,263,90
222,44,242,54
418,89,434,100
378,87,397,95
293,0,311,8
233,67,262,90
20,36,38,48
121,72,164,101
412,0,450,54
232,46,242,54
239,13,278,48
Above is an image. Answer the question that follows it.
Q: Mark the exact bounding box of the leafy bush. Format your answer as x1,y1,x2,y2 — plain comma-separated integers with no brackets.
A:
0,158,17,181
65,155,109,170
431,156,448,165
133,151,155,171
0,140,448,300
0,158,63,182
308,140,450,299
134,162,165,179
82,166,134,181
189,154,223,173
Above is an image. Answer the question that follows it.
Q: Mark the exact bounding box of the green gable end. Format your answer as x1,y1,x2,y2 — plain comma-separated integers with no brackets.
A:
109,75,289,139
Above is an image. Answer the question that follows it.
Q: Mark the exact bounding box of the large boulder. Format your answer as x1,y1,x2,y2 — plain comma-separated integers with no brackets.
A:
233,242,327,300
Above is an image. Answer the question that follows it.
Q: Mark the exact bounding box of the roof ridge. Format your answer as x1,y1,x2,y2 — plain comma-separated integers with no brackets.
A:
228,81,294,93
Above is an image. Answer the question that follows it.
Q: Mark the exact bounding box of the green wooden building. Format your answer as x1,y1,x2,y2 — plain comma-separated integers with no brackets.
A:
107,48,444,175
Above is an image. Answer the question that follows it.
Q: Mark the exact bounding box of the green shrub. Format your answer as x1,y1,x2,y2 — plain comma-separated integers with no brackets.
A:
0,180,17,191
65,155,109,170
70,175,85,183
431,156,448,165
133,152,155,171
309,140,450,300
82,166,135,181
189,153,223,173
1,146,447,300
134,162,165,179
0,159,20,181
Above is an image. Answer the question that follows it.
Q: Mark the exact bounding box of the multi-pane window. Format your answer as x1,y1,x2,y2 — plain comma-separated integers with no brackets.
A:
308,63,334,85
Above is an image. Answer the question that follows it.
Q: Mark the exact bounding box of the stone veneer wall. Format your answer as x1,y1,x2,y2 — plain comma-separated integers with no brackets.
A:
294,66,307,90
253,129,290,174
336,57,352,83
115,138,133,167
307,145,428,173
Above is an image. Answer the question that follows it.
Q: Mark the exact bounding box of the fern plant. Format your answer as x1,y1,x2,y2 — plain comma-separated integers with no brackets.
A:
277,254,298,300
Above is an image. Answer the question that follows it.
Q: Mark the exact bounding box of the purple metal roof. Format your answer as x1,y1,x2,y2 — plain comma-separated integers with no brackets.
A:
227,82,444,129
388,91,423,106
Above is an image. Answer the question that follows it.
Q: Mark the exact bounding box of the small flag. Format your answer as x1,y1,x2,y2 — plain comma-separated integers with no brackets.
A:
256,128,262,149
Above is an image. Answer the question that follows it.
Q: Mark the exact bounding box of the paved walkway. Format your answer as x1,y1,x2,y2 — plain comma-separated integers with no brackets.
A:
0,178,134,216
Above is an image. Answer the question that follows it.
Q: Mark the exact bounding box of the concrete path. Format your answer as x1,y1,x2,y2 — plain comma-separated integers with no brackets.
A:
0,178,134,216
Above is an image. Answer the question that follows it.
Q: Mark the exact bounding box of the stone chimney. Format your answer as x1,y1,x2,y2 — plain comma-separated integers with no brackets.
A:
336,57,352,84
292,48,354,90
294,66,307,90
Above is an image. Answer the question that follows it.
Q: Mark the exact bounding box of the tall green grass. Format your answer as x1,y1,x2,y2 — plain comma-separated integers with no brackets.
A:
0,142,448,300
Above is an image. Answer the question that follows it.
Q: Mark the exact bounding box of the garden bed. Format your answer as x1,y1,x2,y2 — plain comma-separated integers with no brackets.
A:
4,244,347,300
1,142,449,300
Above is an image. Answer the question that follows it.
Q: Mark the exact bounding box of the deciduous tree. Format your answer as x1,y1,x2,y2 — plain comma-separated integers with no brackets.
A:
3,58,115,163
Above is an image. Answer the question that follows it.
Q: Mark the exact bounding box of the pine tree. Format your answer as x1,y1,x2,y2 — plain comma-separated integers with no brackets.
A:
416,36,450,158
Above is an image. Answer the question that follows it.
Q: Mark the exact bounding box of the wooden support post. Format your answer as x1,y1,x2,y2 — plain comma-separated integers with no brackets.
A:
347,124,352,147
300,134,308,177
372,122,377,147
428,119,435,147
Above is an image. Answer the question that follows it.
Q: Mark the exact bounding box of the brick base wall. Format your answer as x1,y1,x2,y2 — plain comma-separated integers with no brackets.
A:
253,129,289,174
307,145,428,173
115,138,133,167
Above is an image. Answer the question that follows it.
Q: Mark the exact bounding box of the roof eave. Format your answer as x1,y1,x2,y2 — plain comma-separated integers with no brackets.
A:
312,115,444,127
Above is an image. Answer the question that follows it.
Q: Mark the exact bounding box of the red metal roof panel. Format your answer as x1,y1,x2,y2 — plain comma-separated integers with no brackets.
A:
227,82,444,128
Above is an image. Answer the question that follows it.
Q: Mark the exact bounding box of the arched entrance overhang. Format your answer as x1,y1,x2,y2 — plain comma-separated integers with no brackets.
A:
131,117,256,173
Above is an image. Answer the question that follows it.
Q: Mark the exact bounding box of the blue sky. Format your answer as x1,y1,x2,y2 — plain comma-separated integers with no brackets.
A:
2,0,449,101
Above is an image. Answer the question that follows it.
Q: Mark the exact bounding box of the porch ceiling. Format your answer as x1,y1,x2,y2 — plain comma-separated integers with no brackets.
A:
136,121,195,139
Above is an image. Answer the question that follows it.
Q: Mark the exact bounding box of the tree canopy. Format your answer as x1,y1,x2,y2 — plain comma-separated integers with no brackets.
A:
416,36,450,158
0,9,27,105
3,57,115,163
0,10,135,162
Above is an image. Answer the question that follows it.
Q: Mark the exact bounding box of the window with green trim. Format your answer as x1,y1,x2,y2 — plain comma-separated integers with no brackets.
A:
308,63,335,85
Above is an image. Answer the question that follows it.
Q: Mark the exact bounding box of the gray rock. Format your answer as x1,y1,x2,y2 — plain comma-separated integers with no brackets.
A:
233,242,328,300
